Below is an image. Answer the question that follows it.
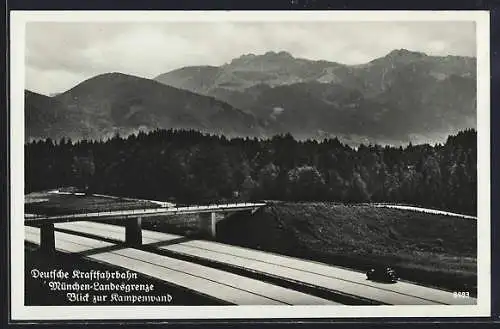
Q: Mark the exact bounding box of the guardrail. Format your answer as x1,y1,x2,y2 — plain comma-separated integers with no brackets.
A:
25,201,266,220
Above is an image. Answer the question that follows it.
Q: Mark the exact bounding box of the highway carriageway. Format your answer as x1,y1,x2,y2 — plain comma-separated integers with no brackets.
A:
26,221,476,306
25,225,337,306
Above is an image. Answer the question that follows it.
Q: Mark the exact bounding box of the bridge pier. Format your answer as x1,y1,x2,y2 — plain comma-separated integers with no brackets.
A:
199,212,217,238
40,223,55,254
125,217,142,246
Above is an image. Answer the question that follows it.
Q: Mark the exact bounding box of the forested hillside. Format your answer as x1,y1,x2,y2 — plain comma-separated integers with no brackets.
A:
25,73,265,142
156,50,476,144
25,128,477,215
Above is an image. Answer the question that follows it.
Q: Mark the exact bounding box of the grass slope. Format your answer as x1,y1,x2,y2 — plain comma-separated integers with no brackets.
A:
217,202,477,293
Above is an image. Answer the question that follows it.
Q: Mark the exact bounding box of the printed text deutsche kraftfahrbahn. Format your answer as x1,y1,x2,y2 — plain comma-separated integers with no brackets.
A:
31,269,138,281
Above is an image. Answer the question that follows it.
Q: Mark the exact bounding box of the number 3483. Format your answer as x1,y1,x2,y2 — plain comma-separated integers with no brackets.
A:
453,291,470,298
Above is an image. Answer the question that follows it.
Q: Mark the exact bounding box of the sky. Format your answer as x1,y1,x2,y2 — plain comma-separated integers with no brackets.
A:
25,21,476,95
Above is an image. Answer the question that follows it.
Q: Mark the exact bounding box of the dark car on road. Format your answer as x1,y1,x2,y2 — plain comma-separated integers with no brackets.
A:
366,266,398,283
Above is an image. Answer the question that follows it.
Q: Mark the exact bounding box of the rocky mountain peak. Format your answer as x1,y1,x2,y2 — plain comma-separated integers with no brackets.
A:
387,48,427,58
263,50,294,59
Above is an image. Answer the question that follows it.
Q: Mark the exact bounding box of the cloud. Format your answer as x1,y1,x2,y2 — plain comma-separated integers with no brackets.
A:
25,21,476,95
25,66,88,96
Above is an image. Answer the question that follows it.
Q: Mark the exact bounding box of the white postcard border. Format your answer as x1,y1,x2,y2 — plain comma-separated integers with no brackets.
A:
10,10,491,320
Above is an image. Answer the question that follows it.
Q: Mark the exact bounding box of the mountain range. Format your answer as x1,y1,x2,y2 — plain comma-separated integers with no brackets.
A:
26,49,476,145
26,73,263,141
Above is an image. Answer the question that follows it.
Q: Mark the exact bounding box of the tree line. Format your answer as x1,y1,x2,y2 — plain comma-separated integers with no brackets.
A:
25,128,477,215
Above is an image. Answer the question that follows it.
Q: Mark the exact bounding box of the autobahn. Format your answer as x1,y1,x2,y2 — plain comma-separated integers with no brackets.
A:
25,221,476,306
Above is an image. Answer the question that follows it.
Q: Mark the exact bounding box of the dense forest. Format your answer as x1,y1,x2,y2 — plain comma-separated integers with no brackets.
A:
25,129,477,215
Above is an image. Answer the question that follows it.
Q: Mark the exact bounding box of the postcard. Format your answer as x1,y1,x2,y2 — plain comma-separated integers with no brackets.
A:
9,10,491,320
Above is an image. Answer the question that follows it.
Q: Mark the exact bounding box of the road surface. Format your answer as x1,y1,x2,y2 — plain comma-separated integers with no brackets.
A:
47,221,476,305
372,204,476,220
25,225,338,306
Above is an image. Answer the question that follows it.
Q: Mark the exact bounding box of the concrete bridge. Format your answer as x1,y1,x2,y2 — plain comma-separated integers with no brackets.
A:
25,202,266,253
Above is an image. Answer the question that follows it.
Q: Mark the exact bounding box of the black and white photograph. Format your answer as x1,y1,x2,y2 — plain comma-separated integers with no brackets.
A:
9,10,490,320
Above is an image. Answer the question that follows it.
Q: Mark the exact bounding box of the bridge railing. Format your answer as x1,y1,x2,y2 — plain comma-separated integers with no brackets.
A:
26,200,267,220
